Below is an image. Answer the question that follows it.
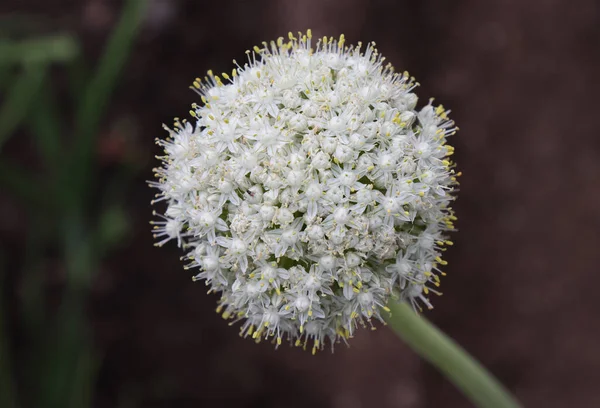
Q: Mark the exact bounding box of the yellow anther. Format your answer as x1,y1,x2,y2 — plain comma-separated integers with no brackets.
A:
352,287,360,293
207,70,214,77
300,325,304,333
222,72,230,80
222,311,230,319
307,29,312,39
383,306,391,313
189,110,196,117
248,325,254,335
418,191,425,197
232,68,237,77
277,337,282,345
423,286,429,294
208,114,215,120
295,339,302,347
445,240,454,246
253,45,261,53
442,160,450,166
308,309,313,316
216,305,223,313
192,80,201,89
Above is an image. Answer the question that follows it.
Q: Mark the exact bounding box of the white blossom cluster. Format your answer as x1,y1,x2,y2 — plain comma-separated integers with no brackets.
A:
151,31,458,353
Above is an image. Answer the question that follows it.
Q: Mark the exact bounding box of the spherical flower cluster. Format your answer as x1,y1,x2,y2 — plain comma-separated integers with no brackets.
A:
151,31,459,353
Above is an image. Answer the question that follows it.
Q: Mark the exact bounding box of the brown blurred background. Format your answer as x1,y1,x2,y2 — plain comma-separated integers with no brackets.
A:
1,0,600,407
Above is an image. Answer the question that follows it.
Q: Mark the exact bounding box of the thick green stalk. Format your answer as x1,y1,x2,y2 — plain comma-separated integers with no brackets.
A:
385,301,522,408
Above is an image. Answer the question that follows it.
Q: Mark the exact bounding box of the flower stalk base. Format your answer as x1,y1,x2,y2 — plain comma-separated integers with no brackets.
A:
385,301,521,408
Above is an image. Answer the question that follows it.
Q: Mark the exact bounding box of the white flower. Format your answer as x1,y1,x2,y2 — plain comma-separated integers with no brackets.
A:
151,30,459,353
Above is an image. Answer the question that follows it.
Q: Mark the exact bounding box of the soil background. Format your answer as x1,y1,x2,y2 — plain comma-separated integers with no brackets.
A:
2,0,600,407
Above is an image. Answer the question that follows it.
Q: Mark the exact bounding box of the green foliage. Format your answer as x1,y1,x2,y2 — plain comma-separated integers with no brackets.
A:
0,64,46,150
0,1,146,406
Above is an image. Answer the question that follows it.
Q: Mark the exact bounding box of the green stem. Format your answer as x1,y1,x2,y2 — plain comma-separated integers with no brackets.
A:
385,301,521,408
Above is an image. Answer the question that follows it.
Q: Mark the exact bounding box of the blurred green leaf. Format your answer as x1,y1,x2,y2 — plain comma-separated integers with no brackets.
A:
31,294,92,408
69,348,96,408
67,54,90,104
96,205,130,257
20,211,52,330
0,63,47,151
28,79,63,170
62,212,95,287
70,0,146,206
0,64,14,92
0,35,79,66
